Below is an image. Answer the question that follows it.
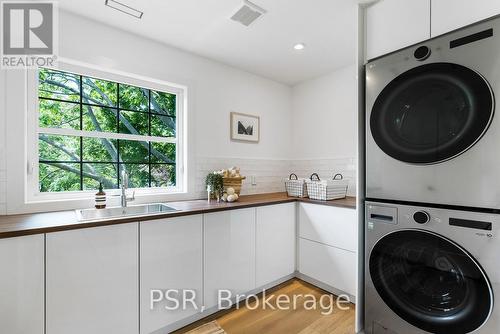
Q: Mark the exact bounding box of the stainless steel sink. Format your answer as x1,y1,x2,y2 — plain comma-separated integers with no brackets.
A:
76,203,178,222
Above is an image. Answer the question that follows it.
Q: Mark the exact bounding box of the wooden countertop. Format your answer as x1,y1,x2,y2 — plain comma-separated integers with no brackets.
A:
0,192,356,239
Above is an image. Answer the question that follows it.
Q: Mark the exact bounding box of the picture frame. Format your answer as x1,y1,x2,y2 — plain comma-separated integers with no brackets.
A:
230,112,260,143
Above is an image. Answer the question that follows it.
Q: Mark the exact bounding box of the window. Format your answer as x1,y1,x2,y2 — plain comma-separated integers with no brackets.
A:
36,68,182,193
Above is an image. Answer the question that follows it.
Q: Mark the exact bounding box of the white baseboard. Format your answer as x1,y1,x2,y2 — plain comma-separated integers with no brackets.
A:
294,271,356,303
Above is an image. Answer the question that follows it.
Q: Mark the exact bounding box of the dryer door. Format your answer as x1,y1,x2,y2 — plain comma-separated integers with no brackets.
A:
370,62,494,164
369,229,493,334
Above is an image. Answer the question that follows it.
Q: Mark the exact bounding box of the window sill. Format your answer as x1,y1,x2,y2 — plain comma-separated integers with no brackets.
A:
17,188,193,215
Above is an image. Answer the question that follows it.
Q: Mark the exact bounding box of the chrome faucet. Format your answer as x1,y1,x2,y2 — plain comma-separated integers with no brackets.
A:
120,171,135,207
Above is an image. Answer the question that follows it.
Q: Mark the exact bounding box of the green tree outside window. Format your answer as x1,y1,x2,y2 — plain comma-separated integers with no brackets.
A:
38,68,178,192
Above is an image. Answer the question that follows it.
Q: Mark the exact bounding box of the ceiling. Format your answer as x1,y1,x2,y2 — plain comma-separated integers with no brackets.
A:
55,0,358,85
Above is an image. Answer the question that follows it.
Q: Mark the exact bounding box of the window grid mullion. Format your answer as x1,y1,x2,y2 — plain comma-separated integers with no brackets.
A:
39,96,177,119
37,127,176,144
148,89,152,188
40,160,175,165
79,75,83,191
117,83,121,188
37,68,179,192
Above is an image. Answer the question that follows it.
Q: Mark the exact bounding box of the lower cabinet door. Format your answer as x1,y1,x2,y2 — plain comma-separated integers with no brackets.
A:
256,203,296,287
46,223,139,334
299,238,356,298
204,208,256,309
140,215,203,334
0,235,44,334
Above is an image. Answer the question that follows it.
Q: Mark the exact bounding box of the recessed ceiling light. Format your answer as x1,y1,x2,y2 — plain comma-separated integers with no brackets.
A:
105,0,143,19
293,43,306,51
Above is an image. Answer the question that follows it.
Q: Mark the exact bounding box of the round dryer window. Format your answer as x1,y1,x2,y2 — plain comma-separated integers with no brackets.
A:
370,62,494,164
369,230,493,334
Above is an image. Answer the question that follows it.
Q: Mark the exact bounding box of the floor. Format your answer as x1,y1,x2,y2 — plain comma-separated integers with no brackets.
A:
174,279,356,334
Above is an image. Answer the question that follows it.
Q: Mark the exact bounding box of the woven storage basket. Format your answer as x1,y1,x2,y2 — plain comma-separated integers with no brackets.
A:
305,173,348,201
223,176,246,195
285,173,308,198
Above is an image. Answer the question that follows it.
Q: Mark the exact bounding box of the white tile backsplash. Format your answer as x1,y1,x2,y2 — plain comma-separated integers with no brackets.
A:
0,166,5,215
195,157,291,198
195,156,357,198
0,181,5,205
0,156,357,215
0,177,5,215
290,158,357,196
0,70,5,215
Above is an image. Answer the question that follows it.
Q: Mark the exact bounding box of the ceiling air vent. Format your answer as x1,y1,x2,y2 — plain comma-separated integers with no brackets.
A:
230,0,266,26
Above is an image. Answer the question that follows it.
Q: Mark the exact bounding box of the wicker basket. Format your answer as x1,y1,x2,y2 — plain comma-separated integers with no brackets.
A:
223,176,246,195
285,173,308,198
306,173,348,201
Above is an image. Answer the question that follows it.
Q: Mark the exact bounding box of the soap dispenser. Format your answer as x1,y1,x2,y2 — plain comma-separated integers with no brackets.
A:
95,183,107,209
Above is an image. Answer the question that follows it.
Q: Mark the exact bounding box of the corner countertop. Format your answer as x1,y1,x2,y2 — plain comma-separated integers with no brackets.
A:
0,192,356,239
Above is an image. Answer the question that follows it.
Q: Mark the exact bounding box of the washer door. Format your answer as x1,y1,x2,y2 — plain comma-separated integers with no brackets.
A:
369,230,493,334
370,63,494,164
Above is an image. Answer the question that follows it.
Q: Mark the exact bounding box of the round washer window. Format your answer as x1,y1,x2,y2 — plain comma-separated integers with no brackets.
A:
369,230,493,334
370,63,494,164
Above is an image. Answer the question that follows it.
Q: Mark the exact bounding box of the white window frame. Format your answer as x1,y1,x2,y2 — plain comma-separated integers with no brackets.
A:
26,60,187,202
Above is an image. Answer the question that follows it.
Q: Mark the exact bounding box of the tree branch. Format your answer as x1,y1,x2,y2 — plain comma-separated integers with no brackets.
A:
44,162,115,189
41,77,175,166
146,88,176,130
39,134,80,162
82,103,122,164
82,80,174,164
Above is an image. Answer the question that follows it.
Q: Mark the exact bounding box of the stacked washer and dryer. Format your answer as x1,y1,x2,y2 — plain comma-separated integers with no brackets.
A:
365,15,500,334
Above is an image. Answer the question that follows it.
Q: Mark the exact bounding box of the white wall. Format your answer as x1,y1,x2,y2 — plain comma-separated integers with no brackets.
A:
0,68,6,215
1,11,292,214
290,65,358,195
60,11,293,160
0,11,359,214
291,65,357,159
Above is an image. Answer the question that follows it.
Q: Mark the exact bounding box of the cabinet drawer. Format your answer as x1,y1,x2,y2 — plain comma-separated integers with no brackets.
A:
299,203,357,251
299,238,356,297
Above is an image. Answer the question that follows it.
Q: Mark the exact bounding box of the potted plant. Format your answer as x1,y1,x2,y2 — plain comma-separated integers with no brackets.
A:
205,172,224,202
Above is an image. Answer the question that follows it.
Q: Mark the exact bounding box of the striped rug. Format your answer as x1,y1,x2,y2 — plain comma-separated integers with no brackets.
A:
185,321,226,334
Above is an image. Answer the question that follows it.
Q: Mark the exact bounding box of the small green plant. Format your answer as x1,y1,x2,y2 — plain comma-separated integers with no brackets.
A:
205,172,224,198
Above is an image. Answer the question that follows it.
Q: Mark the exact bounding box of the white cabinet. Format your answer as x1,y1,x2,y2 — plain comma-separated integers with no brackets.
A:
431,0,500,36
0,235,44,334
365,0,500,60
204,208,256,309
140,215,203,334
299,238,357,297
46,223,139,334
366,0,430,60
299,203,357,251
298,203,357,297
256,203,296,287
